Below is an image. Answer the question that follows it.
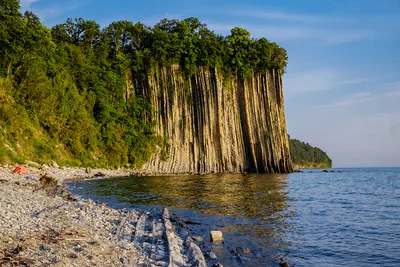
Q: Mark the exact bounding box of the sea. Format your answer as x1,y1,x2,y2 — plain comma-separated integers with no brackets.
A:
67,168,400,266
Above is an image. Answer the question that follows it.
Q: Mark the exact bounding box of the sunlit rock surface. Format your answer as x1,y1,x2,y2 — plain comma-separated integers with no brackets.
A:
137,66,292,174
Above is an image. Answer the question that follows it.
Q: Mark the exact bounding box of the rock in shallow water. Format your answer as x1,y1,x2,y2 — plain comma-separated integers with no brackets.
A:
210,231,224,242
206,251,217,259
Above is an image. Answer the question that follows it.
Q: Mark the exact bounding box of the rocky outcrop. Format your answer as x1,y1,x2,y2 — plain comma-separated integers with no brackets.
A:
137,65,292,174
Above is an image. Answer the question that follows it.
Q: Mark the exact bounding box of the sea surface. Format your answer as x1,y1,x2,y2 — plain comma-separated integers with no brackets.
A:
67,168,400,266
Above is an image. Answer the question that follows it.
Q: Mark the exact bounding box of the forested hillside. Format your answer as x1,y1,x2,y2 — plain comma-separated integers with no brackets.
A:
289,137,332,168
0,0,287,168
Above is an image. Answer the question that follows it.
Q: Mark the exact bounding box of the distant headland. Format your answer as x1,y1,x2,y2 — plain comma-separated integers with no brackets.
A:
289,137,332,169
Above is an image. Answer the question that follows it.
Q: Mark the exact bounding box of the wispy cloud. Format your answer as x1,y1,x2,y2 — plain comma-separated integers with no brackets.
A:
206,6,376,45
352,92,372,98
284,69,337,92
383,81,400,95
34,7,63,20
207,23,315,40
207,22,372,44
315,92,373,108
360,112,400,141
385,90,400,97
30,1,83,22
33,7,66,21
225,10,348,24
20,0,40,9
309,79,400,109
335,78,374,86
283,69,371,94
322,30,373,45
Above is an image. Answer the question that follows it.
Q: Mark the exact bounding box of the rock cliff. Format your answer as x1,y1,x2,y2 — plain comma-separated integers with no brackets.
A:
136,65,292,174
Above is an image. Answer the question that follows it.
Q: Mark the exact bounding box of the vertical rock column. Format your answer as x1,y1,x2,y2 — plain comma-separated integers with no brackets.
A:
139,66,292,174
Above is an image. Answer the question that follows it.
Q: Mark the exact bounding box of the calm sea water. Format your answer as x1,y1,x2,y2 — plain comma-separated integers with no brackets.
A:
67,168,400,266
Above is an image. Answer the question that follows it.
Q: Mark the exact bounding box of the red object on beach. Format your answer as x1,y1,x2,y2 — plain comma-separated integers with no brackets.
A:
12,166,28,175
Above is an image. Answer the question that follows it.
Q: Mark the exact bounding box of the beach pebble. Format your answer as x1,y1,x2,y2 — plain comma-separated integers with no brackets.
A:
0,166,140,266
192,236,203,242
50,161,59,168
236,247,251,255
206,252,217,259
0,166,209,266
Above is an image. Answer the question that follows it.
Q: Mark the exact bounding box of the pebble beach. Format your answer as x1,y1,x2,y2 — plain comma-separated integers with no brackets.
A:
0,165,208,267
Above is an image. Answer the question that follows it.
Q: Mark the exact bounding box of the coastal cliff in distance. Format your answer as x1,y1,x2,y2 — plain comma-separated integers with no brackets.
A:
137,66,292,174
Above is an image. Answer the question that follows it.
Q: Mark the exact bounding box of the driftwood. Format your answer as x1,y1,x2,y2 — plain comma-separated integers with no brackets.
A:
169,216,201,225
1,245,35,266
40,228,88,244
1,256,35,266
31,203,67,218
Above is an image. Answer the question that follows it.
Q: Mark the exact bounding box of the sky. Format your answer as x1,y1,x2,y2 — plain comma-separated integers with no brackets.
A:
20,0,400,167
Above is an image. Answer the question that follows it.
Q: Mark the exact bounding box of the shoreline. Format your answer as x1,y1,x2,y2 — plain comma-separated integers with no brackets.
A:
0,165,208,267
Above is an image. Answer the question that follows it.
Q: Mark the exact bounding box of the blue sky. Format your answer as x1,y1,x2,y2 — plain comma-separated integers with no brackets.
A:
20,0,400,167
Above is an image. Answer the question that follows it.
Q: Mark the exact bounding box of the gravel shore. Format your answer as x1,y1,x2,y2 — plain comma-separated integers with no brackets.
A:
0,165,209,267
0,165,139,266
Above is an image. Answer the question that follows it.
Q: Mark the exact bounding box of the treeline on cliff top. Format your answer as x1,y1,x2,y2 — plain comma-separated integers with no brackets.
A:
289,137,332,168
0,0,287,167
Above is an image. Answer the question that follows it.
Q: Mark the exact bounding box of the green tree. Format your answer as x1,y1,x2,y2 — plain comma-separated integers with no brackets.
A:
227,27,253,78
0,0,24,75
104,20,134,57
64,18,86,45
82,20,100,49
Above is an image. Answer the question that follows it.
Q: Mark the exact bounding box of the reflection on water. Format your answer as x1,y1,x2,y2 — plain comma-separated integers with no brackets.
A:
141,173,289,218
68,169,400,267
78,173,290,218
68,173,293,266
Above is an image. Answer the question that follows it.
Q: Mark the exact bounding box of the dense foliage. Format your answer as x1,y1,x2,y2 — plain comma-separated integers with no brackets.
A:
0,0,288,167
289,137,332,168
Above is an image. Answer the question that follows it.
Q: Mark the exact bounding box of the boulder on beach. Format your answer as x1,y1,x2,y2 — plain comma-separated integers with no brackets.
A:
50,161,59,168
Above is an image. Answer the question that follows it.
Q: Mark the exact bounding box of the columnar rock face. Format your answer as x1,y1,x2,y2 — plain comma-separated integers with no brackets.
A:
137,65,292,174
